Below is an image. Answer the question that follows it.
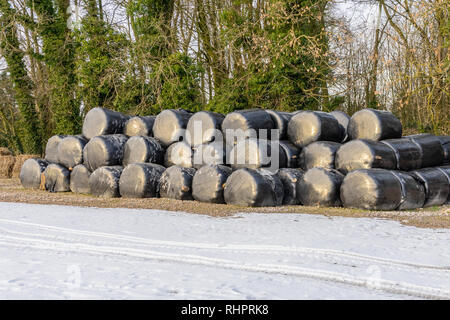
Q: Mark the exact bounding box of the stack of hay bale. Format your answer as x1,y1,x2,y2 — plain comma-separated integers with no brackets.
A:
19,106,450,210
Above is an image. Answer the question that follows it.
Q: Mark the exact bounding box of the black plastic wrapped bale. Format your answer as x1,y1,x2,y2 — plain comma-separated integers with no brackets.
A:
82,107,129,140
406,134,444,168
437,136,450,164
410,168,449,207
186,111,225,147
287,111,344,148
152,109,192,147
340,169,402,210
330,110,350,142
265,110,293,140
158,166,196,200
223,168,283,207
380,138,422,171
43,163,70,192
119,163,166,198
276,168,304,205
57,135,88,169
221,109,275,145
347,108,402,141
192,165,232,203
229,138,287,170
296,168,344,207
122,136,164,166
390,171,426,210
278,140,301,168
335,139,397,174
70,164,91,194
192,142,227,169
164,141,193,168
299,141,341,170
258,169,284,206
89,166,123,198
19,158,49,189
83,134,128,171
124,116,156,137
437,166,450,204
45,135,66,163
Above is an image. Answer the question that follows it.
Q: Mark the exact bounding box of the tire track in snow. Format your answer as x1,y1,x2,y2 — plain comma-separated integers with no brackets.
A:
1,234,449,300
0,218,448,272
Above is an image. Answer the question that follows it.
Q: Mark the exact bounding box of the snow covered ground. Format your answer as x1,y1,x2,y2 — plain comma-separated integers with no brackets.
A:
0,202,449,300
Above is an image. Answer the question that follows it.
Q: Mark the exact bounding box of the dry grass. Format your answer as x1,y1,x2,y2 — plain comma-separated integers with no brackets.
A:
0,178,448,229
0,147,12,156
11,155,39,178
0,156,16,178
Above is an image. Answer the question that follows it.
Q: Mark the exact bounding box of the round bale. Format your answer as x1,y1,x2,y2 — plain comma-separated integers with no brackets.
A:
265,110,293,140
83,134,128,172
57,135,88,169
287,111,343,148
19,158,49,189
82,107,129,140
192,165,232,203
335,139,397,174
299,141,341,170
380,138,422,171
124,116,156,137
296,167,344,207
437,136,450,164
164,141,193,168
119,163,165,198
406,134,444,168
410,168,449,207
89,166,123,198
45,135,67,163
229,138,287,170
276,168,304,205
390,171,426,210
186,111,225,147
152,109,192,147
278,140,301,168
340,169,403,210
330,110,350,142
192,141,228,169
347,108,402,141
437,166,450,204
122,136,164,166
43,163,70,192
158,166,196,200
70,164,91,194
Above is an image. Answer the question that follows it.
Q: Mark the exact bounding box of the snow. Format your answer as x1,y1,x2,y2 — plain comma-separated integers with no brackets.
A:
0,202,449,299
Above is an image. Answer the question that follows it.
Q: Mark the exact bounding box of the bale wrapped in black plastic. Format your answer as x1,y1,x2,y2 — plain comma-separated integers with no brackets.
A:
278,140,301,168
296,167,344,207
410,168,449,207
340,169,402,210
83,134,128,171
19,158,49,189
192,141,228,169
437,136,450,164
124,116,156,137
192,165,232,203
229,138,287,170
330,110,350,142
276,168,304,205
152,109,192,147
122,136,164,166
335,139,397,174
380,138,422,171
390,171,426,210
186,111,225,147
70,164,91,194
119,163,165,198
89,166,123,198
57,135,89,169
347,108,402,141
437,166,450,204
45,135,67,163
158,166,196,200
265,110,293,140
222,109,275,145
406,134,444,168
223,168,283,207
43,163,70,192
164,141,193,168
287,111,344,148
299,141,341,170
82,107,130,140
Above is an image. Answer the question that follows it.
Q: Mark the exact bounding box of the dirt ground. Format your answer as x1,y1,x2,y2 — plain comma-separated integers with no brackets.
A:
0,178,449,229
